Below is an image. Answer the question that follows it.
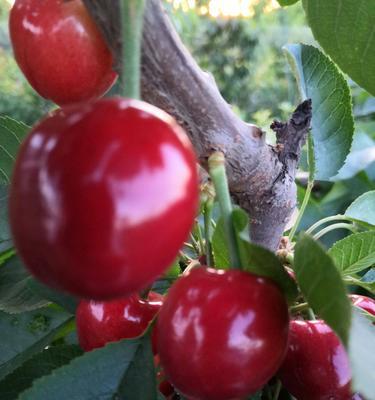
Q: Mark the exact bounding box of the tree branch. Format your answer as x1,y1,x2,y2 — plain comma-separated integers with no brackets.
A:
83,0,312,251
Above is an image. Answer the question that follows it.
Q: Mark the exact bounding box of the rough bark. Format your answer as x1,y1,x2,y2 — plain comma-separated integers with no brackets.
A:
83,0,312,251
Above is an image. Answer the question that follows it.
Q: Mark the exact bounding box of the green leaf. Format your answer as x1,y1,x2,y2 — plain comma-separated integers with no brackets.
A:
303,0,375,96
0,256,49,314
27,279,78,315
19,335,158,400
294,234,352,345
0,309,73,380
0,117,29,184
232,209,298,304
0,184,12,253
212,209,297,301
284,44,354,181
277,0,300,6
345,191,375,226
349,310,375,400
328,232,375,276
0,345,83,400
212,216,230,268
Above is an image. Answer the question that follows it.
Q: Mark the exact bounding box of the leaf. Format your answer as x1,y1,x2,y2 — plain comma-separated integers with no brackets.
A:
0,308,73,380
232,209,298,304
346,191,375,226
277,0,300,6
0,345,83,400
0,117,29,184
328,232,375,276
0,184,12,252
212,216,230,268
19,335,157,400
349,309,375,400
332,132,375,181
302,0,375,96
0,256,49,313
27,279,78,315
294,234,352,345
284,44,354,181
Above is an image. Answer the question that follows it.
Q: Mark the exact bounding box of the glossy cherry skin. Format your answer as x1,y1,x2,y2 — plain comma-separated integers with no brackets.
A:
9,0,117,106
76,291,163,351
9,98,198,299
278,320,353,400
349,294,375,317
157,267,290,400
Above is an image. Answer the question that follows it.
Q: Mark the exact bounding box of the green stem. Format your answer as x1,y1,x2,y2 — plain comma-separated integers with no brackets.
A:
120,0,146,99
308,308,316,320
290,302,310,314
203,199,214,267
208,152,240,269
306,215,353,235
195,223,205,256
272,380,282,400
289,135,315,242
189,233,200,256
313,223,357,241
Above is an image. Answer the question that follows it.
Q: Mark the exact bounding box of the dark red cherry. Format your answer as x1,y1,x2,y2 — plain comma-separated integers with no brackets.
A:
10,98,198,299
279,320,353,400
9,0,117,106
157,267,289,400
76,291,163,352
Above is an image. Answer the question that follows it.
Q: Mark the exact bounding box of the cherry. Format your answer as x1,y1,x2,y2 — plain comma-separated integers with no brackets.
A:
10,98,198,299
76,291,163,352
156,267,289,400
9,0,117,106
349,294,375,317
278,320,353,400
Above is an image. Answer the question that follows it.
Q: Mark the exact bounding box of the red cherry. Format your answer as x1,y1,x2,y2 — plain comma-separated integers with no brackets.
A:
278,320,353,400
156,267,289,400
76,291,163,352
9,0,117,106
10,98,198,299
159,380,175,398
349,294,375,317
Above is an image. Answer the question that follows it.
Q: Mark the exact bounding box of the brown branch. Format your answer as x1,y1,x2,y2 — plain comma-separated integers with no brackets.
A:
83,0,312,251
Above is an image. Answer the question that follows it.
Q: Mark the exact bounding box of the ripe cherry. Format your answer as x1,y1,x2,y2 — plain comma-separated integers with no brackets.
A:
349,294,375,317
156,267,289,400
9,0,117,106
76,291,163,352
10,98,198,299
278,320,353,400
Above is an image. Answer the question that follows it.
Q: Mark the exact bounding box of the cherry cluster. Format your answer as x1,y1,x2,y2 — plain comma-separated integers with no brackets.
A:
8,1,375,400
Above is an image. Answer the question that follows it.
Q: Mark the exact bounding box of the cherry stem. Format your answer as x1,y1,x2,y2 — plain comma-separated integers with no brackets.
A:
272,380,282,400
289,134,315,242
208,152,241,269
120,0,146,99
203,199,214,266
290,302,310,314
305,214,353,235
312,223,357,241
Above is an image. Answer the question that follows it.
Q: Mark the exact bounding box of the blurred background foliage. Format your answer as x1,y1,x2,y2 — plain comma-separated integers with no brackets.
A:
0,0,374,245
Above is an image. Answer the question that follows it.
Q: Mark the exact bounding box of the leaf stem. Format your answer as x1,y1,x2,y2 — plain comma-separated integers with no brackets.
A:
313,223,357,241
272,380,282,400
208,152,240,269
203,199,214,267
288,135,315,242
195,223,205,257
120,0,146,99
306,215,353,235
